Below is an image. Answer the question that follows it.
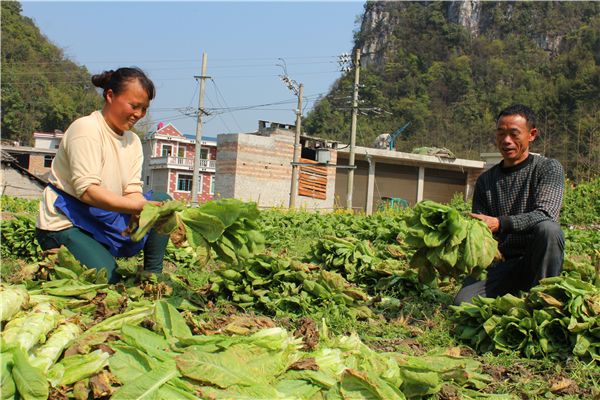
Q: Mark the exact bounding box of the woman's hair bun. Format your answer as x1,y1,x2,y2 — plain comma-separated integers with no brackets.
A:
91,70,115,89
91,67,155,100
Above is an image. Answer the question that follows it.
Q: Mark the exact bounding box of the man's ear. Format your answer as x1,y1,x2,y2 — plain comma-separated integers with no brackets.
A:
529,127,538,142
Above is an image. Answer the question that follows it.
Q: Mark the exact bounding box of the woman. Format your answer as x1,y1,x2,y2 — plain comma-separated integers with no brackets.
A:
36,67,169,283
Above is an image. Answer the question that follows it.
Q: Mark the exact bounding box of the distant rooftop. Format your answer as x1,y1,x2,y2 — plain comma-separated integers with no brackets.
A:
183,134,217,142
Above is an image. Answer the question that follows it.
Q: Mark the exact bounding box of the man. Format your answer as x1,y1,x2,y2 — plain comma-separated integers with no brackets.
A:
454,104,565,305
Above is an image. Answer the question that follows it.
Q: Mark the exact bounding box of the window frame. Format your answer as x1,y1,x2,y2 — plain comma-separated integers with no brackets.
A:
175,173,193,192
161,144,173,157
43,155,54,168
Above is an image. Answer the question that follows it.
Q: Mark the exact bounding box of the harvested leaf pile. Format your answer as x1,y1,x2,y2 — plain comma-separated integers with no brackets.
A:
0,248,506,400
309,236,378,282
451,274,600,361
209,254,373,320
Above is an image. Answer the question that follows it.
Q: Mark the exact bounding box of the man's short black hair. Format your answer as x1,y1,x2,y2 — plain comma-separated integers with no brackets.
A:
497,104,537,129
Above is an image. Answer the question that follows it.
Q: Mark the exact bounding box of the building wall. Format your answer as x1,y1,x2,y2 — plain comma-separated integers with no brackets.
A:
334,159,370,210
149,169,169,194
335,152,482,211
423,168,467,203
169,170,214,202
373,163,419,206
34,137,61,150
216,132,336,209
28,154,52,176
143,134,217,203
465,168,482,200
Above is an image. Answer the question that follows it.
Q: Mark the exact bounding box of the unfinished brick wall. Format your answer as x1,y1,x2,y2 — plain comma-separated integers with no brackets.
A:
216,132,336,210
28,154,50,176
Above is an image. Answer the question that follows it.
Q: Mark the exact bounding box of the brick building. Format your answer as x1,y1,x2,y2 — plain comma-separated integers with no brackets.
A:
141,123,216,203
216,121,485,213
216,121,338,210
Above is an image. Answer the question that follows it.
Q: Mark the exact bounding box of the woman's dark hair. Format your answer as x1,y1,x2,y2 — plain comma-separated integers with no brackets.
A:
91,67,155,101
497,104,537,129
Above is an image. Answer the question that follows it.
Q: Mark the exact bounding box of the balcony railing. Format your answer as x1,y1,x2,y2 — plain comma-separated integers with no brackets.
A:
149,156,215,170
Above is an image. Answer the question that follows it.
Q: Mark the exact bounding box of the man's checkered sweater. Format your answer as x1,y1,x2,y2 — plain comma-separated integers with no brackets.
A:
472,154,564,259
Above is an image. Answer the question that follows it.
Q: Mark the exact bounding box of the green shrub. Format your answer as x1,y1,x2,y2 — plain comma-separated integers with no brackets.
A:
0,196,39,214
561,178,600,226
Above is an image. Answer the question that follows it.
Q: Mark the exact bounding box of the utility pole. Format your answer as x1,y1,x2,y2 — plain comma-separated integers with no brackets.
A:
289,83,304,209
346,48,361,211
191,52,209,206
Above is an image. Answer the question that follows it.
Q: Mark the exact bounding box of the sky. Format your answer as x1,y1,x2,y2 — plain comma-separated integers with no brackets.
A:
20,1,365,140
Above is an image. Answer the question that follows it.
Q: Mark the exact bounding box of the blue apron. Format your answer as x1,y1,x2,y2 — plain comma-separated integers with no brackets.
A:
49,184,151,257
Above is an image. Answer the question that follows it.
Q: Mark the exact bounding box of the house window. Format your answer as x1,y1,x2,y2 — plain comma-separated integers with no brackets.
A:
162,145,173,157
176,174,193,192
210,176,215,195
200,148,208,159
44,155,54,168
145,176,150,185
177,146,185,158
198,175,203,193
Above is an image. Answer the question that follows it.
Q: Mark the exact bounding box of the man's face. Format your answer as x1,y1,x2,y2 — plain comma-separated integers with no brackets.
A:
495,114,537,167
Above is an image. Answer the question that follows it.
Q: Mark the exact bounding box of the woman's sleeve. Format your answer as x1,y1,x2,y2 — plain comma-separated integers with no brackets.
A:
67,121,103,198
123,135,144,194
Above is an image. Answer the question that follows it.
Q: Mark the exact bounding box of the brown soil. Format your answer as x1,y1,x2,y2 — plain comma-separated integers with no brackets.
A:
0,211,15,221
368,337,425,354
198,313,275,335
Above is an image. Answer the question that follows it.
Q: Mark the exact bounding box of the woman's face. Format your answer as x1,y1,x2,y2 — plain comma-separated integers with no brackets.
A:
104,79,150,134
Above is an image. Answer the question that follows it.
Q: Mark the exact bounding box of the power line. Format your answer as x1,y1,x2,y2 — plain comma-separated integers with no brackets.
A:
210,78,243,133
3,55,341,66
205,93,233,134
4,60,340,75
3,70,344,85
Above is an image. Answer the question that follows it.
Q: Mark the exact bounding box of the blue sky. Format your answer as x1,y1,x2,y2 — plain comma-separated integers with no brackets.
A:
20,1,365,140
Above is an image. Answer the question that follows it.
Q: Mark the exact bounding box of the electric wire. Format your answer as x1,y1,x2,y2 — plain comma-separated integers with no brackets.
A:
209,78,243,133
205,92,233,134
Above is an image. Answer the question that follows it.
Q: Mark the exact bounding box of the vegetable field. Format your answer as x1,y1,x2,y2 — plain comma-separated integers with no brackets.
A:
1,180,599,400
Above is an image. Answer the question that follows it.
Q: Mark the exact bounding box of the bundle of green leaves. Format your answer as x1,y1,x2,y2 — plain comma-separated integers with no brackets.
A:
309,236,378,283
209,254,372,319
450,274,600,362
405,200,498,283
130,198,265,265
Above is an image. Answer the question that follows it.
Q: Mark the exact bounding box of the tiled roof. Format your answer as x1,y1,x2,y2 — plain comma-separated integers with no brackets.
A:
156,123,183,137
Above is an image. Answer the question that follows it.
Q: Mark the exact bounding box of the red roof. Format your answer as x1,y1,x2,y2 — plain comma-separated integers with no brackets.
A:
156,123,183,137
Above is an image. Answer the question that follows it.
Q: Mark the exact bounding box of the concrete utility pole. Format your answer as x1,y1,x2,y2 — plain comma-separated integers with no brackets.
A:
289,83,304,209
346,48,361,210
191,52,208,206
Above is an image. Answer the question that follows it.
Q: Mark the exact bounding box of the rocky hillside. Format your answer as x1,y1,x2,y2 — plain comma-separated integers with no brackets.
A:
304,1,600,180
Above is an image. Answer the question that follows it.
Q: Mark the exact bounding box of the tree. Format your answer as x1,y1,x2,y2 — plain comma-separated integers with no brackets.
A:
1,1,101,144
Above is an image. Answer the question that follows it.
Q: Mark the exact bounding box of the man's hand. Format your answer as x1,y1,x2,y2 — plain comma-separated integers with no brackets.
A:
470,213,500,233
